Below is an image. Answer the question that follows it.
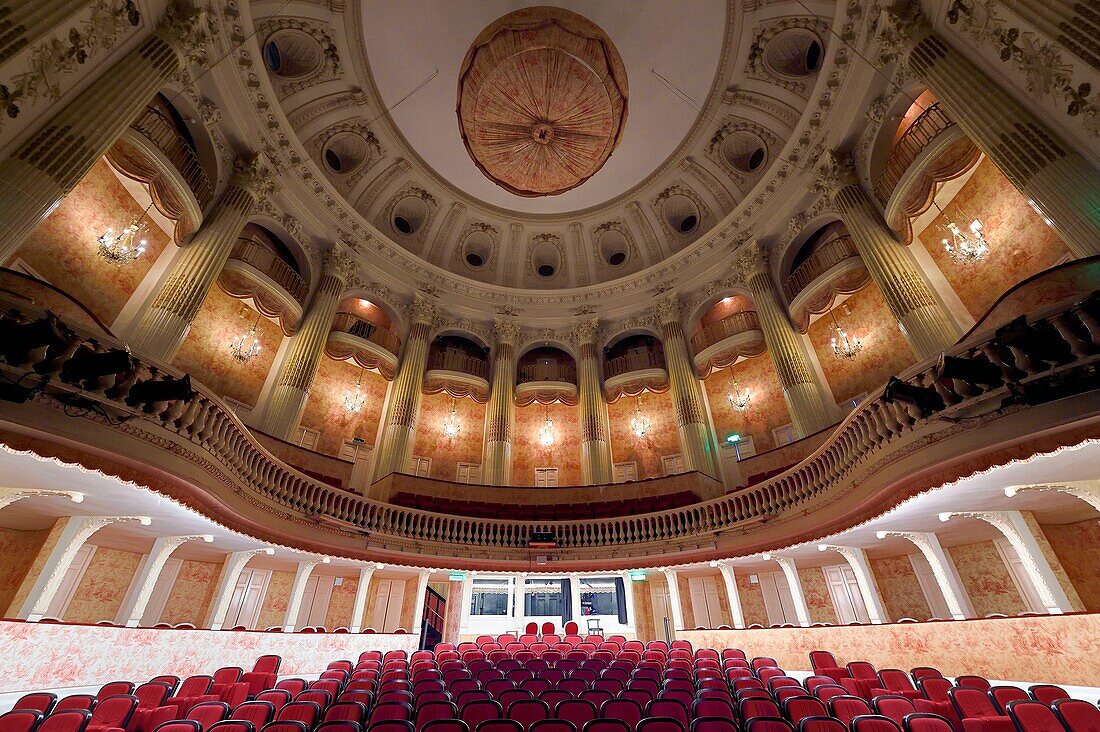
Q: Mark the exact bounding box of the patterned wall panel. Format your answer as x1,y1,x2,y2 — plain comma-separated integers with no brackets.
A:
948,541,1027,617
256,570,295,630
161,559,221,626
869,555,931,621
0,527,51,615
607,388,681,481
299,357,389,457
1041,519,1100,612
411,393,486,482
798,567,838,625
66,546,143,624
703,354,791,454
512,401,581,486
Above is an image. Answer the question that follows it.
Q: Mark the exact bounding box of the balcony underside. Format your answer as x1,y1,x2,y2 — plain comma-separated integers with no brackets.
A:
423,369,490,403
604,367,669,402
694,330,766,378
219,259,304,335
788,256,872,333
326,330,399,380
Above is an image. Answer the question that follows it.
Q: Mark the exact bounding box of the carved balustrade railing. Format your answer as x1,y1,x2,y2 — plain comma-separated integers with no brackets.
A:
228,239,308,305
605,346,666,380
130,105,213,210
426,348,489,380
873,102,955,205
331,312,402,357
783,235,860,302
691,311,762,355
517,361,577,385
0,289,1097,554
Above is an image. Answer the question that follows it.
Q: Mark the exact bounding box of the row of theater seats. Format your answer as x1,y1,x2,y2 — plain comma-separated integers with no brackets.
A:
2,637,1097,732
25,619,404,635
389,492,700,521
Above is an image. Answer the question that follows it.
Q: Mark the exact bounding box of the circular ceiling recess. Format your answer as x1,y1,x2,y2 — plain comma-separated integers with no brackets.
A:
456,7,629,198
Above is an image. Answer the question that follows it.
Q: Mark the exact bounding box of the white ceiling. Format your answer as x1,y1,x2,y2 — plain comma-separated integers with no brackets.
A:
359,0,726,215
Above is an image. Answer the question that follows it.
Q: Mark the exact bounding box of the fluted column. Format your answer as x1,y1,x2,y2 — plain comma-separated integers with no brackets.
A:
349,565,376,633
660,568,686,637
715,561,746,629
482,319,519,486
253,249,355,439
878,4,1100,258
573,319,612,485
125,154,275,362
734,242,834,436
0,0,90,65
655,296,721,478
818,544,889,624
0,1,209,262
372,295,438,481
411,568,431,635
817,151,960,359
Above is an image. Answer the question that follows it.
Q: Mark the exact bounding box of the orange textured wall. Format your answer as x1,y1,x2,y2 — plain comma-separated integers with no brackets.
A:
736,573,770,627
917,158,1069,319
172,286,281,407
699,295,754,327
160,559,220,626
0,527,51,614
256,570,294,630
808,285,917,403
870,555,931,621
18,159,171,326
798,568,839,625
65,546,143,623
513,401,581,486
1041,519,1100,612
338,296,394,331
948,541,1027,617
411,393,486,481
703,355,790,454
299,357,389,457
631,580,655,642
5,519,67,617
323,575,358,630
607,389,680,480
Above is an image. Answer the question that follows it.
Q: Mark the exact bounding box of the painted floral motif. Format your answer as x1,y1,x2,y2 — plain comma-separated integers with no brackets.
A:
256,570,294,630
703,354,791,454
948,541,1027,617
299,356,388,458
411,392,486,481
798,568,839,625
513,401,582,486
1041,519,1100,612
607,389,680,481
0,527,51,614
65,546,143,623
161,560,220,626
870,555,931,621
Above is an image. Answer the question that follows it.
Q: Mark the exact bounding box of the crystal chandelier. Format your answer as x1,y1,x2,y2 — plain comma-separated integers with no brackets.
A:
537,412,556,447
727,380,751,411
630,396,651,438
441,397,462,439
935,201,989,264
97,202,153,265
228,318,262,364
830,308,862,361
343,372,367,414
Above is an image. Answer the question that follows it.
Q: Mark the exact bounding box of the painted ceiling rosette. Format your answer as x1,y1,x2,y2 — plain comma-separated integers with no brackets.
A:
457,7,629,197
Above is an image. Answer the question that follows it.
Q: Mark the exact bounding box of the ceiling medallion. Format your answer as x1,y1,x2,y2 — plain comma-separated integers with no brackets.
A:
457,7,629,197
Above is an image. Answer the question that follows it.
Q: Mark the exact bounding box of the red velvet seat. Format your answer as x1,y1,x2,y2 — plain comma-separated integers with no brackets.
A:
988,687,1029,715
948,688,1014,732
851,715,904,732
873,696,918,727
460,701,502,730
829,696,873,725
784,697,828,725
56,699,97,714
1005,701,1069,732
798,718,847,732
186,702,229,731
86,695,138,732
39,712,92,732
743,719,794,732
15,694,58,716
231,703,275,730
1028,687,1069,707
0,710,44,732
582,721,631,732
1052,699,1100,732
904,714,957,732
809,652,848,684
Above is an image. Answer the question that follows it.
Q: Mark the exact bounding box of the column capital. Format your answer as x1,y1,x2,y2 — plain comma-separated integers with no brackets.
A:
156,0,211,67
321,245,357,285
571,318,600,347
731,240,770,285
230,152,278,199
493,318,521,345
813,149,861,199
876,1,933,65
654,294,683,325
408,294,439,327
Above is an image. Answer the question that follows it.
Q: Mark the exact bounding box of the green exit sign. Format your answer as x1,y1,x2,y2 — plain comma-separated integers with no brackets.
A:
726,433,741,444
448,572,467,581
629,571,647,581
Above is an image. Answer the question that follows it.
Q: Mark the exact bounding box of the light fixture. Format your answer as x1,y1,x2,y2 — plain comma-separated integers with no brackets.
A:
934,201,989,264
830,306,862,361
343,372,367,414
537,411,556,447
727,380,751,411
630,396,650,438
97,202,153,264
228,316,262,364
441,397,462,439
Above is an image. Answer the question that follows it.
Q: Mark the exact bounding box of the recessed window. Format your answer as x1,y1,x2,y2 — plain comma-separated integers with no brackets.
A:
393,216,413,235
324,148,343,172
537,264,556,278
263,41,282,73
608,251,626,266
764,29,824,79
466,251,484,267
806,40,823,72
748,147,766,170
389,195,430,237
678,214,698,234
262,30,324,79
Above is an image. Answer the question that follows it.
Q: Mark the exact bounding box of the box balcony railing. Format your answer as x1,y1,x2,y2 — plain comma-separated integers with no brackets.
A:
426,348,489,380
605,346,666,379
130,105,213,210
228,239,309,306
331,312,402,356
873,102,955,205
783,235,860,302
517,361,577,385
691,311,762,355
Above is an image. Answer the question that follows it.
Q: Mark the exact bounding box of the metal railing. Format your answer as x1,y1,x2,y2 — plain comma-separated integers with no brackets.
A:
690,311,762,355
873,102,955,204
517,361,577,385
783,235,860,302
426,348,489,380
229,239,308,305
130,106,213,210
605,346,666,379
330,312,402,356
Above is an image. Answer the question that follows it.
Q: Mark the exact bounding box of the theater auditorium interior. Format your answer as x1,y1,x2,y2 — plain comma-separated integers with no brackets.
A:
0,0,1098,731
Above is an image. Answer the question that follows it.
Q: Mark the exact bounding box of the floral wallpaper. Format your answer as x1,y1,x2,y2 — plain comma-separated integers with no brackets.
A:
399,576,419,632
1022,513,1084,612
976,258,1100,332
322,574,359,630
172,285,281,407
411,392,486,481
256,570,295,630
916,158,1069,319
703,354,790,455
0,526,51,615
513,400,582,486
160,559,221,626
607,388,681,481
798,568,839,625
808,284,918,403
631,579,655,642
65,546,143,623
337,296,396,331
299,356,389,458
1040,519,1100,612
870,555,931,621
698,295,755,327
19,159,171,326
737,573,770,627
676,574,696,629
947,541,1027,617
5,518,67,618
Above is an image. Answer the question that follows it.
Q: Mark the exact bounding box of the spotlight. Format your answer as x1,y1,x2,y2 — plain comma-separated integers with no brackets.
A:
994,315,1073,365
937,354,1003,387
125,374,194,408
61,345,133,386
0,314,67,364
882,376,945,417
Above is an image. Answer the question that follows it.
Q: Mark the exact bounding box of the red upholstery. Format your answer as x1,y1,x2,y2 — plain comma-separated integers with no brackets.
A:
873,696,918,726
851,715,904,732
86,695,138,732
16,693,59,715
948,689,1013,732
1052,699,1100,732
799,718,848,732
809,653,849,684
829,697,873,725
1006,701,1070,732
0,710,43,732
744,719,795,732
186,702,229,730
1029,688,1070,707
39,712,93,732
989,688,1029,715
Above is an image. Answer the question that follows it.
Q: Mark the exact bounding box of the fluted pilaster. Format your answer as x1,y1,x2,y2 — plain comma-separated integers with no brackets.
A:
482,319,519,486
125,153,274,362
0,0,90,65
817,151,959,359
372,295,437,481
878,4,1100,257
253,249,355,440
655,295,720,478
0,1,209,262
574,319,612,485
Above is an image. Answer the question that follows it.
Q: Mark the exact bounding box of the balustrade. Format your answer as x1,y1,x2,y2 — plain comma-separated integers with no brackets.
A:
228,239,308,305
690,311,762,355
330,312,401,357
130,105,213,210
873,103,954,205
604,345,665,380
0,286,1097,555
516,361,577,385
783,235,861,302
426,348,489,380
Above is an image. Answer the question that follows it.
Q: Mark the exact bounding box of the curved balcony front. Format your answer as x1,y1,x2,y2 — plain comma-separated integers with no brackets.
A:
691,311,766,378
423,348,491,402
604,348,668,401
326,312,401,380
784,235,871,332
0,264,1097,570
515,361,579,406
219,238,309,333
